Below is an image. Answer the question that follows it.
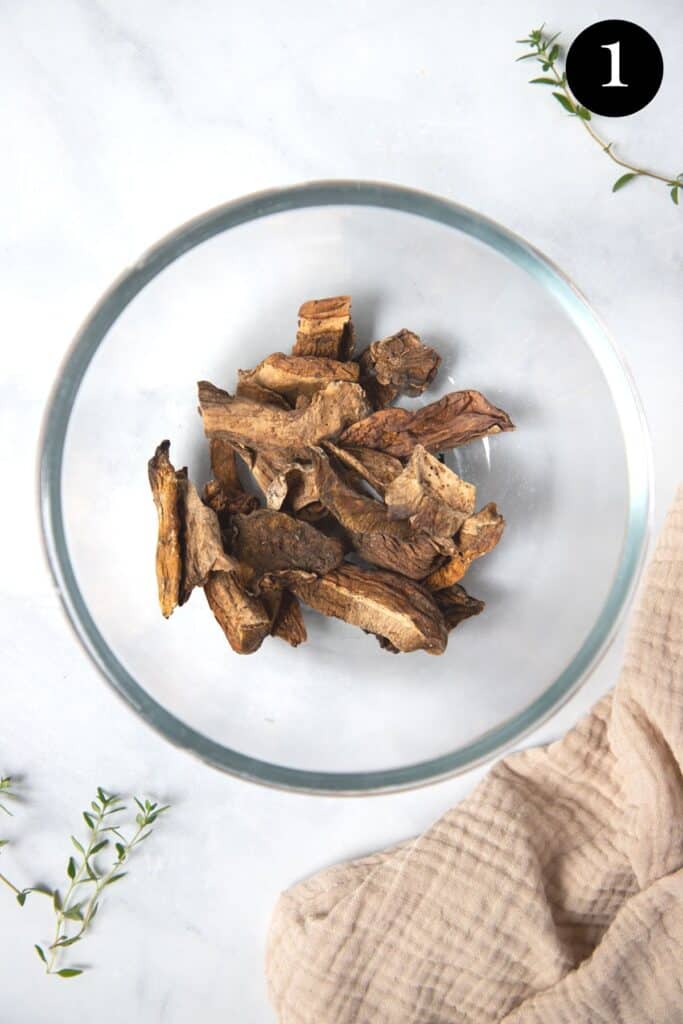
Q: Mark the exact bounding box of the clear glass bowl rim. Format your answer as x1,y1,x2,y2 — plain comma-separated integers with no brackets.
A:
38,179,652,795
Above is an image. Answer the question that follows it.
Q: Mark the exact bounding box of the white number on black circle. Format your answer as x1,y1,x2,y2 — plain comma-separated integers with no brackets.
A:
601,41,627,87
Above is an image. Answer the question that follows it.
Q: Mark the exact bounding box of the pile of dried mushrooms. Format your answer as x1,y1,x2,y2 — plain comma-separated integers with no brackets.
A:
148,296,513,656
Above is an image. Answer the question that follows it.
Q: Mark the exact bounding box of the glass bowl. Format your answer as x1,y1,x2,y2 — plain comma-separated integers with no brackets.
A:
39,181,651,794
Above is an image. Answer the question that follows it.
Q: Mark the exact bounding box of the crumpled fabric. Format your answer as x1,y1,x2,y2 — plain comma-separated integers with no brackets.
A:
266,488,683,1023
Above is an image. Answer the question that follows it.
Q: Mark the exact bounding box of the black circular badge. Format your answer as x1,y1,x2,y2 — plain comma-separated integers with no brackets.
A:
566,20,663,117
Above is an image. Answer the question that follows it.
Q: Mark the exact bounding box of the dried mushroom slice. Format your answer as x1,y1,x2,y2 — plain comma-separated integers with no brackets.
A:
360,376,398,411
310,449,453,579
261,449,369,521
237,353,359,404
321,441,403,496
458,502,505,556
435,584,485,631
210,439,241,493
203,479,260,521
204,571,271,654
339,389,514,458
148,441,251,619
426,503,505,590
180,481,238,604
198,379,370,449
351,531,453,581
290,500,327,522
231,509,345,576
254,568,318,594
234,447,326,521
384,445,476,537
311,449,407,537
359,329,441,408
287,564,447,654
148,441,186,618
293,295,355,360
271,590,307,647
203,439,260,521
235,377,291,409
233,444,288,498
262,455,321,513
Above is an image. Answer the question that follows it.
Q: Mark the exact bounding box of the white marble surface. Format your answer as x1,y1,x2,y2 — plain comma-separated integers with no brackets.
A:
1,1,681,1020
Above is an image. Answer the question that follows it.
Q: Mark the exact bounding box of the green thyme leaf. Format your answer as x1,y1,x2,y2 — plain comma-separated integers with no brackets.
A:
53,935,81,947
552,92,575,114
63,904,84,922
34,945,47,964
612,173,638,192
56,968,83,978
105,872,127,886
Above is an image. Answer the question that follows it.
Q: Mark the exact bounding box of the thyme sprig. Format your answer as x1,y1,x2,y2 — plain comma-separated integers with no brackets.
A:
1,780,169,978
517,26,682,203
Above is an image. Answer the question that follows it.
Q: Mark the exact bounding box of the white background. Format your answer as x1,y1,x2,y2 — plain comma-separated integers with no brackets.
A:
1,1,681,1021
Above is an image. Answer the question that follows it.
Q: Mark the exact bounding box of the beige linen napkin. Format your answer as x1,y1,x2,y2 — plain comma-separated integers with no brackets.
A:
267,489,683,1023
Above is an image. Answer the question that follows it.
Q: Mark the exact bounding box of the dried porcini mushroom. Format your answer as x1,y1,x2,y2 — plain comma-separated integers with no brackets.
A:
231,445,289,500
261,455,322,515
149,295,512,656
237,353,359,404
234,377,291,409
148,441,240,609
148,441,270,653
148,441,186,618
203,479,260,521
339,389,514,458
209,438,240,493
181,480,238,604
359,329,441,408
203,439,260,520
198,379,370,449
310,448,407,537
293,296,355,360
231,509,345,577
204,571,271,654
458,502,506,556
434,584,485,631
271,590,307,647
426,503,505,591
384,445,476,537
321,441,403,496
351,531,453,581
286,564,447,654
307,449,454,579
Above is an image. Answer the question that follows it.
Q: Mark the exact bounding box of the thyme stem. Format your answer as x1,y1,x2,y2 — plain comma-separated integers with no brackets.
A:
517,26,681,201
